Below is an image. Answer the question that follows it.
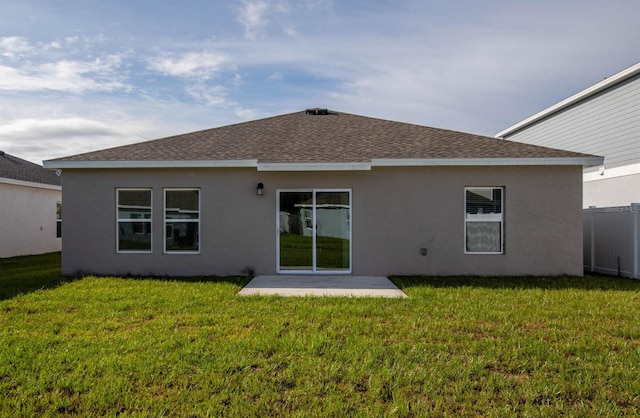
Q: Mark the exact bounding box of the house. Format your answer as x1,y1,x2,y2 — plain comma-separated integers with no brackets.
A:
44,109,602,277
496,62,640,208
0,151,62,258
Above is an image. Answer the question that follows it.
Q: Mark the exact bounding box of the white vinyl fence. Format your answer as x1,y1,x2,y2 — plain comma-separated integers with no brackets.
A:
583,203,640,279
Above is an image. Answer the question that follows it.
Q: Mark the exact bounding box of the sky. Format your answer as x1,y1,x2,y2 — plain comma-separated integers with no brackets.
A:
0,1,639,165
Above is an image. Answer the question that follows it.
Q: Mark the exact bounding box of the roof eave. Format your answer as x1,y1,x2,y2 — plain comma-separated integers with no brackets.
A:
43,156,603,170
372,157,603,168
0,177,62,190
43,159,259,169
495,62,640,138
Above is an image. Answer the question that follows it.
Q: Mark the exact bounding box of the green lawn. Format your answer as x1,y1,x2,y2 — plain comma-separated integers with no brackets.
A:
1,254,639,416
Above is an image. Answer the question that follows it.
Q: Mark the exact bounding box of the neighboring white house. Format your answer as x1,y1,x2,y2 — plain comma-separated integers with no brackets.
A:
0,151,62,258
496,62,640,208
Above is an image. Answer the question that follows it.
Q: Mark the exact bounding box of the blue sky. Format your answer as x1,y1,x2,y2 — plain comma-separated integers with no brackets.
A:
0,0,639,164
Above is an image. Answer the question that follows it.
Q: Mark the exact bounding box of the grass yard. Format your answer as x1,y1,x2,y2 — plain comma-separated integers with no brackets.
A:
1,254,639,416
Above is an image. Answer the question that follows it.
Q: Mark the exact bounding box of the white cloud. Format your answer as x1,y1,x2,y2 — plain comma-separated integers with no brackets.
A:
0,36,33,57
230,73,243,88
237,0,270,40
0,37,128,94
235,107,258,119
185,84,228,106
235,0,338,41
147,51,238,106
149,52,228,79
0,118,119,139
282,24,297,37
0,94,248,164
0,99,179,164
0,58,126,94
0,117,123,164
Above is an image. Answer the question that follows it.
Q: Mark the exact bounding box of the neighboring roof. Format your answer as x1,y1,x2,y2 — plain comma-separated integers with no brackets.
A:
0,151,61,188
496,62,640,138
45,109,602,170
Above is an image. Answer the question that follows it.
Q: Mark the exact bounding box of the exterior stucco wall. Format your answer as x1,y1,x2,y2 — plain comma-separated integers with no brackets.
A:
0,182,61,258
60,165,583,277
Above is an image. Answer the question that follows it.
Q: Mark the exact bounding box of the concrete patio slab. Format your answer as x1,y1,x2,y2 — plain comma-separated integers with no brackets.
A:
238,275,408,298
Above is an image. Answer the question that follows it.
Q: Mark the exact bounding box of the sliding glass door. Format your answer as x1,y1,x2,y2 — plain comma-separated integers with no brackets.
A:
278,189,351,273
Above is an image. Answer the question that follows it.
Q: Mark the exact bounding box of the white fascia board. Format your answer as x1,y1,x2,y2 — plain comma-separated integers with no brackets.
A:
496,62,640,138
0,177,62,191
42,156,604,171
371,157,603,167
257,162,372,171
43,159,258,169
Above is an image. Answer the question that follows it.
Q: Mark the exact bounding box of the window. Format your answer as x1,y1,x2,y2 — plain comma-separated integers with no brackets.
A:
465,187,503,254
117,189,152,252
56,202,62,238
165,188,200,253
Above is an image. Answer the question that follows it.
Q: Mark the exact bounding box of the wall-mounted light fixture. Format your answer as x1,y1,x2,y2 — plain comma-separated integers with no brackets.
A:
256,182,264,196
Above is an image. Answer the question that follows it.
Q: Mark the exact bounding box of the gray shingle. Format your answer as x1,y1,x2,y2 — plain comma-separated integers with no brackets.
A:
0,151,61,186
48,110,595,163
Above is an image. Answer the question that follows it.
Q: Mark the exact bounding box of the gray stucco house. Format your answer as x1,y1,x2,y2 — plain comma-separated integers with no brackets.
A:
496,62,640,208
44,109,602,277
1,151,62,258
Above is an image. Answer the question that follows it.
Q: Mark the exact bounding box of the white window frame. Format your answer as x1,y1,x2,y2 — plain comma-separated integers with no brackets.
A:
464,187,504,255
164,188,201,254
116,188,153,253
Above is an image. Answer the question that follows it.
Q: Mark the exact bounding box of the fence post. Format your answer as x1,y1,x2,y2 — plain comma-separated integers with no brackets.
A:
633,203,640,279
589,206,596,273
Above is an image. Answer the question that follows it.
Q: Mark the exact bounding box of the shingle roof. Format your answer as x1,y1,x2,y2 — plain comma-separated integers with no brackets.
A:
47,110,598,165
0,151,61,186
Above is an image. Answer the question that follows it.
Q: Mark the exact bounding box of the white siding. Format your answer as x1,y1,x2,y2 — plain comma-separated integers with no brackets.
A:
584,173,640,208
0,182,62,258
503,73,640,171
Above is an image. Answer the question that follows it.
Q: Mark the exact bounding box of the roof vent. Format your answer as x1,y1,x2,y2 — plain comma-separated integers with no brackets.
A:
306,108,329,115
0,151,4,156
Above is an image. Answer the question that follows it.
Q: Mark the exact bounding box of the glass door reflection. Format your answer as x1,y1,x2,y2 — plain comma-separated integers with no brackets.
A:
279,191,313,271
315,191,350,271
278,190,351,273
